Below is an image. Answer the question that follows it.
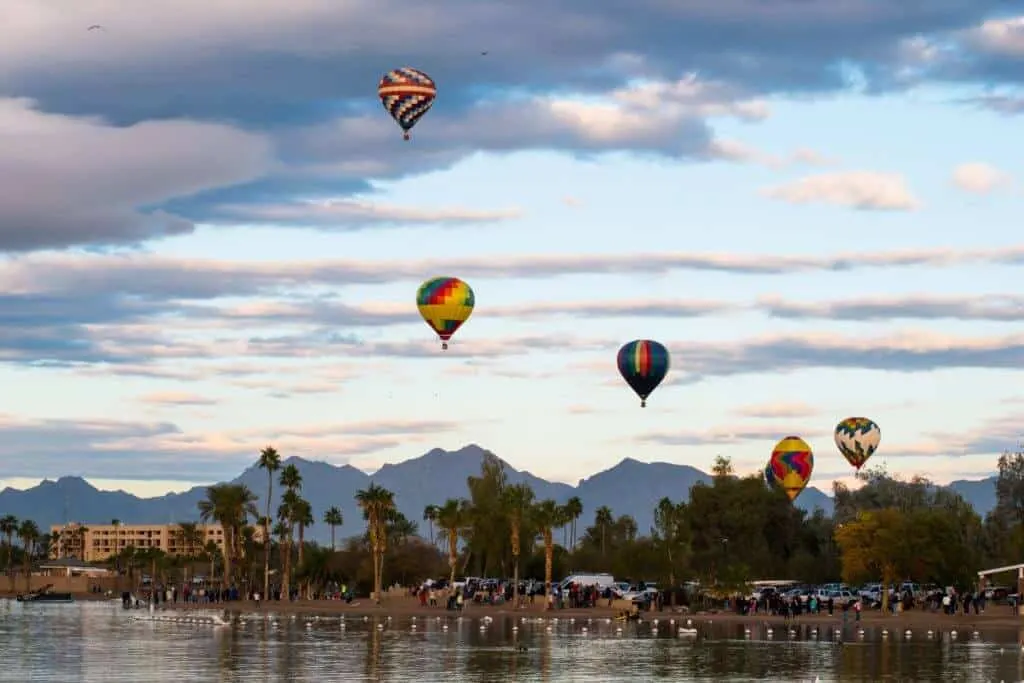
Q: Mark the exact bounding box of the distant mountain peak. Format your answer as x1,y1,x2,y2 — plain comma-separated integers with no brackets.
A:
54,476,95,490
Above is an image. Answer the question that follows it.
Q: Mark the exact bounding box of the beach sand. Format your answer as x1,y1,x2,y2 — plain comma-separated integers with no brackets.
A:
154,596,1024,627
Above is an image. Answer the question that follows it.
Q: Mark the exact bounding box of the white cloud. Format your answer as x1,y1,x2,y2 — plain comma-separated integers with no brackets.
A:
762,171,920,210
951,162,1013,193
215,198,522,228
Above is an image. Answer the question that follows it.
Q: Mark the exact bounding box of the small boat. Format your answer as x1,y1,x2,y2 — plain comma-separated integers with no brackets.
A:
17,584,74,604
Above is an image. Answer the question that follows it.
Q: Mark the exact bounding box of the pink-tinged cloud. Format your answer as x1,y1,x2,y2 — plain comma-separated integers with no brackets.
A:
734,401,819,419
138,391,219,406
638,422,825,446
5,246,1024,302
762,171,920,210
951,162,1013,193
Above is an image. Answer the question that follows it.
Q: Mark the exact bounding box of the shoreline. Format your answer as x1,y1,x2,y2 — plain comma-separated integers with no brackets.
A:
6,591,1024,627
154,598,1024,627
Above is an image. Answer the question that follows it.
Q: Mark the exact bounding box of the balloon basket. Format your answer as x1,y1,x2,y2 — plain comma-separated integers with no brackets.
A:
640,400,646,407
403,132,410,141
441,342,448,350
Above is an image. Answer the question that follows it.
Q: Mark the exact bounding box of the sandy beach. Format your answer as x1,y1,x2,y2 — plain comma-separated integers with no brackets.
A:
153,596,1024,627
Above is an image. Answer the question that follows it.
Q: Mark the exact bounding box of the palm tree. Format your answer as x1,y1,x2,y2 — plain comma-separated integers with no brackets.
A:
422,505,438,545
355,483,396,603
385,510,417,545
531,500,566,605
503,484,534,607
0,515,16,592
434,499,466,587
565,496,583,548
594,506,614,557
203,541,221,584
323,507,343,551
293,498,313,570
278,464,303,598
257,446,282,601
17,520,39,593
197,483,259,588
278,491,297,597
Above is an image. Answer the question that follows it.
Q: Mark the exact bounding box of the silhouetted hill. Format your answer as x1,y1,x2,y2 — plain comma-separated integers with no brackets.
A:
0,445,994,544
947,477,997,517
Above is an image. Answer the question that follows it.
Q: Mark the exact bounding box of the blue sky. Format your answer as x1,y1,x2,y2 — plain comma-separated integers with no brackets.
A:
0,2,1022,497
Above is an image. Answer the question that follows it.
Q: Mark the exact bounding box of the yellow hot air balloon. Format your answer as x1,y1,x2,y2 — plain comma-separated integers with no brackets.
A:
416,276,474,349
767,436,814,502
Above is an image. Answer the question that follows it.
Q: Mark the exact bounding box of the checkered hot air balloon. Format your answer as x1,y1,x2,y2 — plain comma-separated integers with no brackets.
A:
616,340,670,407
767,435,814,502
378,67,437,140
416,277,474,350
834,417,881,471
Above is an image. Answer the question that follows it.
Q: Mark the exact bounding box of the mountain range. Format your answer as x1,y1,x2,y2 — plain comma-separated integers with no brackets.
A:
0,445,999,545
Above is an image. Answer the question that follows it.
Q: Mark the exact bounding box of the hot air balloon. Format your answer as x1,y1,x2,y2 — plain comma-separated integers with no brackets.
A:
416,277,474,350
834,417,881,471
616,340,669,407
763,460,778,488
377,67,437,140
767,436,814,502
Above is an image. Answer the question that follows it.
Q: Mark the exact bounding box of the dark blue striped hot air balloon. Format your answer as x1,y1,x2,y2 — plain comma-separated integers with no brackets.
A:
616,340,670,407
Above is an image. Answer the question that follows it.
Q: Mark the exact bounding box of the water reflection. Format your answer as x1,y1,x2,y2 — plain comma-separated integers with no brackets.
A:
3,602,1024,681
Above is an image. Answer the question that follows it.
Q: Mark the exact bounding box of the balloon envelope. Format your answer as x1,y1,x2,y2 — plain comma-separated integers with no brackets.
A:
378,67,437,139
416,277,474,349
768,435,814,501
616,340,669,407
834,417,881,470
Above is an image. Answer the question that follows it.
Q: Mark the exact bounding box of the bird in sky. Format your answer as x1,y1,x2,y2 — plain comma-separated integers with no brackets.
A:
87,25,104,31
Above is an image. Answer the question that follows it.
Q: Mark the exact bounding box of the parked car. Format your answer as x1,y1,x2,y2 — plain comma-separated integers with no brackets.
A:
622,583,659,603
824,589,859,607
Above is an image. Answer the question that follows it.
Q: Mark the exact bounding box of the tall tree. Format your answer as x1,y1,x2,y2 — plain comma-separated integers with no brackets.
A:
422,505,439,546
435,498,467,587
197,483,259,589
503,483,535,607
564,496,583,548
594,506,614,557
278,464,303,597
532,499,567,604
465,453,509,576
257,446,282,601
994,449,1024,523
652,497,688,596
323,507,344,551
17,520,39,593
835,508,909,613
0,515,17,592
356,483,396,603
293,498,313,568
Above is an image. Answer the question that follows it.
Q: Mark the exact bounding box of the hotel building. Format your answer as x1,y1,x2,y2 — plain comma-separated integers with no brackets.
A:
49,522,235,563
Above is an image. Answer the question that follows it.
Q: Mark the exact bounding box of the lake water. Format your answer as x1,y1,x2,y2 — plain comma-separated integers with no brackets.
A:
2,600,1024,681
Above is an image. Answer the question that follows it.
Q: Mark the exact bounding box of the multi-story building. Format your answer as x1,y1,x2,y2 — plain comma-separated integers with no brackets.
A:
49,522,245,563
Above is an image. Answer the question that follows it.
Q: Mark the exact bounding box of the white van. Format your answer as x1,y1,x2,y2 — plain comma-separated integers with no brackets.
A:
559,573,616,590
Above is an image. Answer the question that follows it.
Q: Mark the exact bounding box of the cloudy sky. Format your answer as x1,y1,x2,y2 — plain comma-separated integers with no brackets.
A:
0,1,1022,498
